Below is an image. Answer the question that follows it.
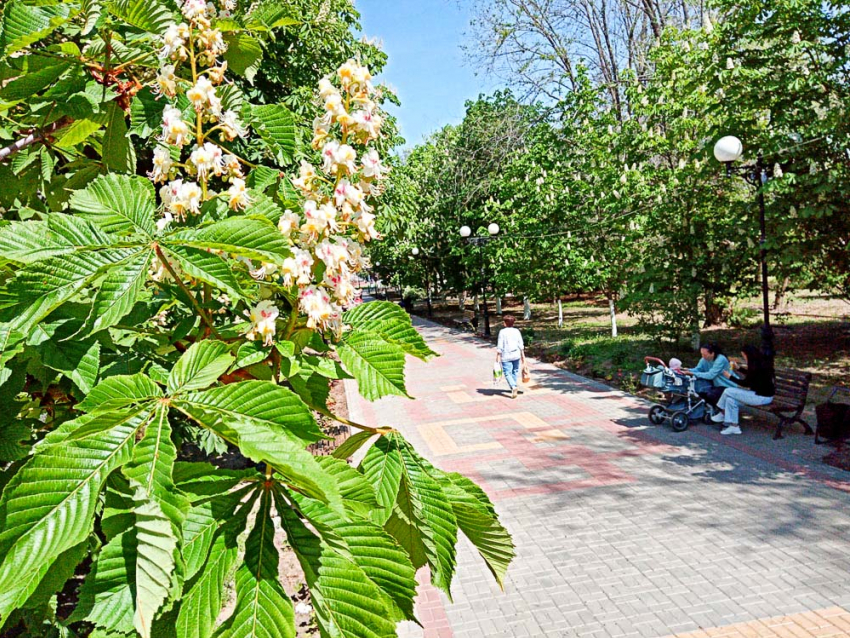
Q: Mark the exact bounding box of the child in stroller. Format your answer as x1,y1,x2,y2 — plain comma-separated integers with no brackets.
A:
640,357,715,432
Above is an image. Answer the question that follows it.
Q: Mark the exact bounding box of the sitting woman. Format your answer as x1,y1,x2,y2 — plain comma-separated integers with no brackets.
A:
711,345,775,436
680,342,738,407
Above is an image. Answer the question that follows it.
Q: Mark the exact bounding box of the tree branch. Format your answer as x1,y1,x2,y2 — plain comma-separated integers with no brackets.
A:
0,117,73,163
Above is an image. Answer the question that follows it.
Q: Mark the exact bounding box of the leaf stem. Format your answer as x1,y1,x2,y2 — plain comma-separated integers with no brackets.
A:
154,245,220,339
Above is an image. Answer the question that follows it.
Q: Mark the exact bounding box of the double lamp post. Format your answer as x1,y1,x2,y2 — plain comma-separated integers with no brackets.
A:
459,223,500,336
713,135,775,359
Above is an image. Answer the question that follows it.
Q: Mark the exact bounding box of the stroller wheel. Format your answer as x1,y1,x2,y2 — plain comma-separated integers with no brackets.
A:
648,405,666,425
671,411,689,432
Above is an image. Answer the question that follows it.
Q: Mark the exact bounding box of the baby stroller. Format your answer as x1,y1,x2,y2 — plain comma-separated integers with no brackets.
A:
640,357,713,432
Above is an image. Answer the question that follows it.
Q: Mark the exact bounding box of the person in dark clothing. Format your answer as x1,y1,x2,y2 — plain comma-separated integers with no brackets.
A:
710,345,776,435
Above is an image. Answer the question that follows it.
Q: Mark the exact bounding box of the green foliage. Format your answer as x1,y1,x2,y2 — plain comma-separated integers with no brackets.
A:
378,0,850,340
0,2,513,637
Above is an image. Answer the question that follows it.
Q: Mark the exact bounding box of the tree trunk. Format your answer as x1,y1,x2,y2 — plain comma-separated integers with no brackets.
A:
523,297,531,320
558,299,564,328
608,296,618,338
495,296,502,315
459,291,465,312
772,276,790,311
703,290,725,327
474,294,480,314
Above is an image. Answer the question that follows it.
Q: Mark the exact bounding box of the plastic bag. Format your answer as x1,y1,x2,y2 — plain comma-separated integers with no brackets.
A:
493,362,503,386
521,363,531,384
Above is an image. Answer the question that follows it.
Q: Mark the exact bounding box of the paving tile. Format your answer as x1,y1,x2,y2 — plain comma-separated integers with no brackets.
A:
347,317,850,638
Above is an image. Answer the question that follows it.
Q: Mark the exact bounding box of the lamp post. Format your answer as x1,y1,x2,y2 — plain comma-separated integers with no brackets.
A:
713,135,775,359
410,247,435,317
460,223,500,336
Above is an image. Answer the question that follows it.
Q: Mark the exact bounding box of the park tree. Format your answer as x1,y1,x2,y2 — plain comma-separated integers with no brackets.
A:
0,2,514,637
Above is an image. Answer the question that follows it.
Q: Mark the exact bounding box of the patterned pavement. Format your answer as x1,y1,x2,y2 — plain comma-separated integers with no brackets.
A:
345,318,850,638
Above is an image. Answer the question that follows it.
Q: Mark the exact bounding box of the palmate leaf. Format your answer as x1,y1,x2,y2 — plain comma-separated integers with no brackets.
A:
176,392,341,510
214,489,295,638
166,218,292,264
251,104,297,163
22,541,89,611
177,493,257,638
164,245,245,301
222,33,263,82
55,118,104,148
337,330,409,402
275,494,398,638
107,0,174,34
242,190,284,224
1,1,74,55
284,371,331,418
167,340,234,395
0,57,72,101
331,430,375,460
392,435,458,595
315,456,378,511
0,408,149,622
438,472,514,589
288,492,416,624
72,528,138,634
344,301,437,361
174,463,257,501
360,435,403,525
332,520,417,623
86,249,154,334
102,101,137,174
176,380,326,445
129,87,166,138
123,405,189,532
77,373,163,413
39,333,100,394
181,486,255,580
0,248,140,334
245,166,279,193
132,486,178,638
81,0,102,34
0,420,32,463
69,173,156,236
0,325,25,367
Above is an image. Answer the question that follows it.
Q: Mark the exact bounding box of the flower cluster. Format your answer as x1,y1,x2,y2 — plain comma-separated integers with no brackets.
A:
244,60,388,339
270,59,387,333
147,8,389,345
150,0,250,223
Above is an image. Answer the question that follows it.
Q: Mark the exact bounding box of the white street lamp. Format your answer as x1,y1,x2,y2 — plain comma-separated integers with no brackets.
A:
713,135,776,360
713,135,744,163
488,223,500,236
459,225,472,238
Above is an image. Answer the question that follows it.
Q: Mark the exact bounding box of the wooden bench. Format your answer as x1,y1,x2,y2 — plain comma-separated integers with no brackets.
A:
748,368,813,440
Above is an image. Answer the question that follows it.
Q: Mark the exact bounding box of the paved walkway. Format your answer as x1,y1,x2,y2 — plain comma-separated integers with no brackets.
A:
345,318,850,638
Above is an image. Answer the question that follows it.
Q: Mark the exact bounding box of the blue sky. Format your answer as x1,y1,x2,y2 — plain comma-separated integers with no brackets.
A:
355,0,501,148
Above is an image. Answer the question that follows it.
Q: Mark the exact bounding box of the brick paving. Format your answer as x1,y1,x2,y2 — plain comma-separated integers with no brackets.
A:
345,318,850,638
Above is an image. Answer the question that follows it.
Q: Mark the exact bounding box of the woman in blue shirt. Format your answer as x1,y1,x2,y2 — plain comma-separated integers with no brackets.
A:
681,342,738,407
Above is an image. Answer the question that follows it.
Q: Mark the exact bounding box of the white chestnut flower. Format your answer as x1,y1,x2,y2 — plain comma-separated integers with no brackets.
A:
189,142,224,181
227,178,251,210
161,106,191,147
151,147,174,183
245,300,278,346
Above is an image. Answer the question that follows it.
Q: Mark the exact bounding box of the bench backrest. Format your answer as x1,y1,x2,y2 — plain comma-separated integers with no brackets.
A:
774,368,811,404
